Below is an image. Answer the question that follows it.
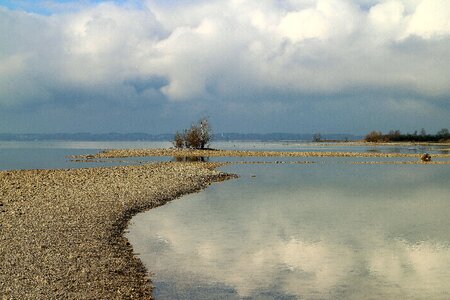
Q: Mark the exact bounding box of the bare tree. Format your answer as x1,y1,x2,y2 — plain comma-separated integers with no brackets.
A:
420,128,427,136
173,118,212,149
312,133,322,142
198,118,211,149
437,128,449,136
173,131,185,148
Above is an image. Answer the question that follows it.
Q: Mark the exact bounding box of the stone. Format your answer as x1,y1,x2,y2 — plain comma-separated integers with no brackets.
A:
421,153,431,162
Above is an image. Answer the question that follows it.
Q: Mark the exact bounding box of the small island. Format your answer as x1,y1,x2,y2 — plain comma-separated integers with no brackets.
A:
364,128,450,143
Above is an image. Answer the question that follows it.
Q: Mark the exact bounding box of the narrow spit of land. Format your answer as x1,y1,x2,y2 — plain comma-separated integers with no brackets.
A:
71,148,450,160
0,162,234,300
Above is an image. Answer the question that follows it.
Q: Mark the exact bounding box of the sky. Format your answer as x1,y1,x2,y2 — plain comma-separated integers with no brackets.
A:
0,0,449,134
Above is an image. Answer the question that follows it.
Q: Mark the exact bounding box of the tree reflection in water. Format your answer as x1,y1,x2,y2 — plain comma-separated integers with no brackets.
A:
173,156,209,162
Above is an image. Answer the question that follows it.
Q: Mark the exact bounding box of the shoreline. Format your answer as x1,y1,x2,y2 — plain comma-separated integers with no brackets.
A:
71,148,450,160
0,162,235,299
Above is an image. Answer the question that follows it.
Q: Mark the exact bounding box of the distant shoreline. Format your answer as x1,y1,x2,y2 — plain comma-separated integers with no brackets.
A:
2,139,449,149
0,133,362,142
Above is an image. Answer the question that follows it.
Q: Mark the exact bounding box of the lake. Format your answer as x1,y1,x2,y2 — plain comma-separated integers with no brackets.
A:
0,141,172,170
1,140,448,171
2,141,450,299
127,161,450,299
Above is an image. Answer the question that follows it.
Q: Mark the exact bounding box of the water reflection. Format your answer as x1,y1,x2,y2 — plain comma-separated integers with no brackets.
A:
172,156,210,162
128,163,450,299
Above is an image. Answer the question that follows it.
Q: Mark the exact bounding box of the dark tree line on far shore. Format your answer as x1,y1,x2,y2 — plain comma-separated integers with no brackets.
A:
365,128,450,143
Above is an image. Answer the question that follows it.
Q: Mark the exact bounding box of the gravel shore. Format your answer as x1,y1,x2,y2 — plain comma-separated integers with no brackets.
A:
0,162,234,299
71,148,450,160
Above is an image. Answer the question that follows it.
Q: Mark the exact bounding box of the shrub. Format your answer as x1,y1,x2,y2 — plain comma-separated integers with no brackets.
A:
365,131,384,142
173,118,212,149
173,131,185,148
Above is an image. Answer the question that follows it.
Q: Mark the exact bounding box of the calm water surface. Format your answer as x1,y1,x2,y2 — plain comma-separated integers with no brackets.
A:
2,141,450,298
127,162,450,299
1,140,448,170
0,141,172,170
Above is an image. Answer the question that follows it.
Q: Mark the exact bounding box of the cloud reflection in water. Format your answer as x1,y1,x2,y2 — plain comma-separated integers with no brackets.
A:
128,163,450,299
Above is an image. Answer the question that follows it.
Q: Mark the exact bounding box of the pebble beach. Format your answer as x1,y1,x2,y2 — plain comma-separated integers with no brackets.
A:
0,162,234,299
71,148,450,160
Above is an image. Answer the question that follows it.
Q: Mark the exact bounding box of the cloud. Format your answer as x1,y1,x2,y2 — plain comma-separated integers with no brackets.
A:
279,0,361,42
403,0,450,39
0,0,449,132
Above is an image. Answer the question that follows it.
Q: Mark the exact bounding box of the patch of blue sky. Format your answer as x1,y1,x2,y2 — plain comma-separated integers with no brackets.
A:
0,0,133,15
0,0,18,10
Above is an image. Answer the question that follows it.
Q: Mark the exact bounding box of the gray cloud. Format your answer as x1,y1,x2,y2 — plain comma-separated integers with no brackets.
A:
0,0,449,133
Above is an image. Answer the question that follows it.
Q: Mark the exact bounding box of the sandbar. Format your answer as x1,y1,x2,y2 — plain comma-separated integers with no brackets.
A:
71,148,450,160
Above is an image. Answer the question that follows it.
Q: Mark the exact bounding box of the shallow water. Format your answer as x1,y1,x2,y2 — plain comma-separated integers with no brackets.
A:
1,140,447,171
216,141,450,155
127,162,450,299
0,141,172,170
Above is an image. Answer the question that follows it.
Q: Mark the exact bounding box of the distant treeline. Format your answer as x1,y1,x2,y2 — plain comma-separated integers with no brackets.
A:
0,132,361,142
365,128,450,142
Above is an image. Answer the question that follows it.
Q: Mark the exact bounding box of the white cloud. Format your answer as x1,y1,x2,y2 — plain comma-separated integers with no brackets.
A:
0,0,449,107
368,0,406,38
403,0,450,39
279,8,331,42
